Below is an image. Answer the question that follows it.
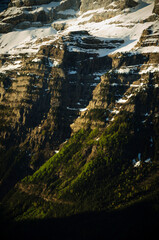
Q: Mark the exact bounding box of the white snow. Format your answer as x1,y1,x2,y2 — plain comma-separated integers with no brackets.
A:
32,58,41,62
61,1,155,56
130,82,144,87
132,153,142,167
90,83,98,87
145,158,151,163
117,67,131,74
0,0,157,66
0,6,23,17
58,9,76,16
139,65,159,74
0,62,21,73
134,160,141,167
48,58,54,67
68,70,77,74
116,98,128,104
137,46,159,53
54,60,60,67
79,108,87,112
31,1,60,13
67,107,78,111
138,153,141,161
110,117,115,121
0,27,56,55
126,94,133,99
67,106,88,112
78,7,106,18
111,83,119,86
112,109,120,114
115,65,138,74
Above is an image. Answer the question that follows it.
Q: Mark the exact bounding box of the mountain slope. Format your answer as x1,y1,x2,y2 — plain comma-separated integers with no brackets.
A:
0,0,159,238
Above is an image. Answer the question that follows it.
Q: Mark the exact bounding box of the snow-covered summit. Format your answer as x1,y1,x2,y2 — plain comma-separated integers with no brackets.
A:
0,0,158,56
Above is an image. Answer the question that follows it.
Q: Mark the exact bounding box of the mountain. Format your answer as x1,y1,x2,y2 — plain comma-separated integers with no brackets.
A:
0,0,159,239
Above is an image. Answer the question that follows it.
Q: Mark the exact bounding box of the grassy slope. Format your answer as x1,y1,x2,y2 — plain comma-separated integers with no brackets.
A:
2,109,159,217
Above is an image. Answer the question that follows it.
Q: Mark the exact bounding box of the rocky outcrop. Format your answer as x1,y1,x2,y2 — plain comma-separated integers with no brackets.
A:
79,0,139,22
0,30,116,176
80,0,138,12
120,0,138,10
0,0,81,33
80,0,111,12
71,28,159,133
56,0,80,11
0,0,140,34
135,22,159,50
153,0,159,15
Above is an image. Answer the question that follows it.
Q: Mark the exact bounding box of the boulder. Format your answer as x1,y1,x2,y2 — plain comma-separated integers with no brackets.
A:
120,0,138,10
52,22,67,31
0,22,13,33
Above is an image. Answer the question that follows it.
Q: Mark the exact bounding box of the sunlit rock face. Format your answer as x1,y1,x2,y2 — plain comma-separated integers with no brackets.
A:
153,0,159,14
0,0,158,202
0,0,81,33
80,0,138,12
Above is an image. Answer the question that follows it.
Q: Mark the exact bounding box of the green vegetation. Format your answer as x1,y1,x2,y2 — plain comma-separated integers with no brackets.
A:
86,108,106,121
2,108,159,222
0,71,158,240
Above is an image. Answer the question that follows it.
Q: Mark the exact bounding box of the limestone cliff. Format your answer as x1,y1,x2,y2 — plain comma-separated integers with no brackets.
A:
0,0,158,198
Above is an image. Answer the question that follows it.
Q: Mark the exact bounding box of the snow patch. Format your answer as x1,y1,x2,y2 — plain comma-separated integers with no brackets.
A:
112,109,119,114
134,161,141,167
58,9,77,16
140,65,159,74
145,158,151,163
116,98,128,104
31,2,60,13
54,60,60,67
0,62,21,73
67,107,78,111
132,153,142,167
80,108,87,112
32,58,41,62
0,27,57,55
68,70,77,74
117,67,131,74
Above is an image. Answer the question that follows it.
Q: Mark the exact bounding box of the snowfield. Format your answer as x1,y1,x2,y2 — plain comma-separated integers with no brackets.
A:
0,0,158,56
0,26,57,55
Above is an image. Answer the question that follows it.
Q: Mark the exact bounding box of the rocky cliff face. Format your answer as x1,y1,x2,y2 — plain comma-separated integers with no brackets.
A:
0,0,81,33
153,0,159,14
0,0,158,220
0,0,141,33
80,0,138,12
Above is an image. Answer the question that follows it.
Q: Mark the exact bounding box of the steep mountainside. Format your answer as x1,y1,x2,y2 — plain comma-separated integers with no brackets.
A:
0,0,159,239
